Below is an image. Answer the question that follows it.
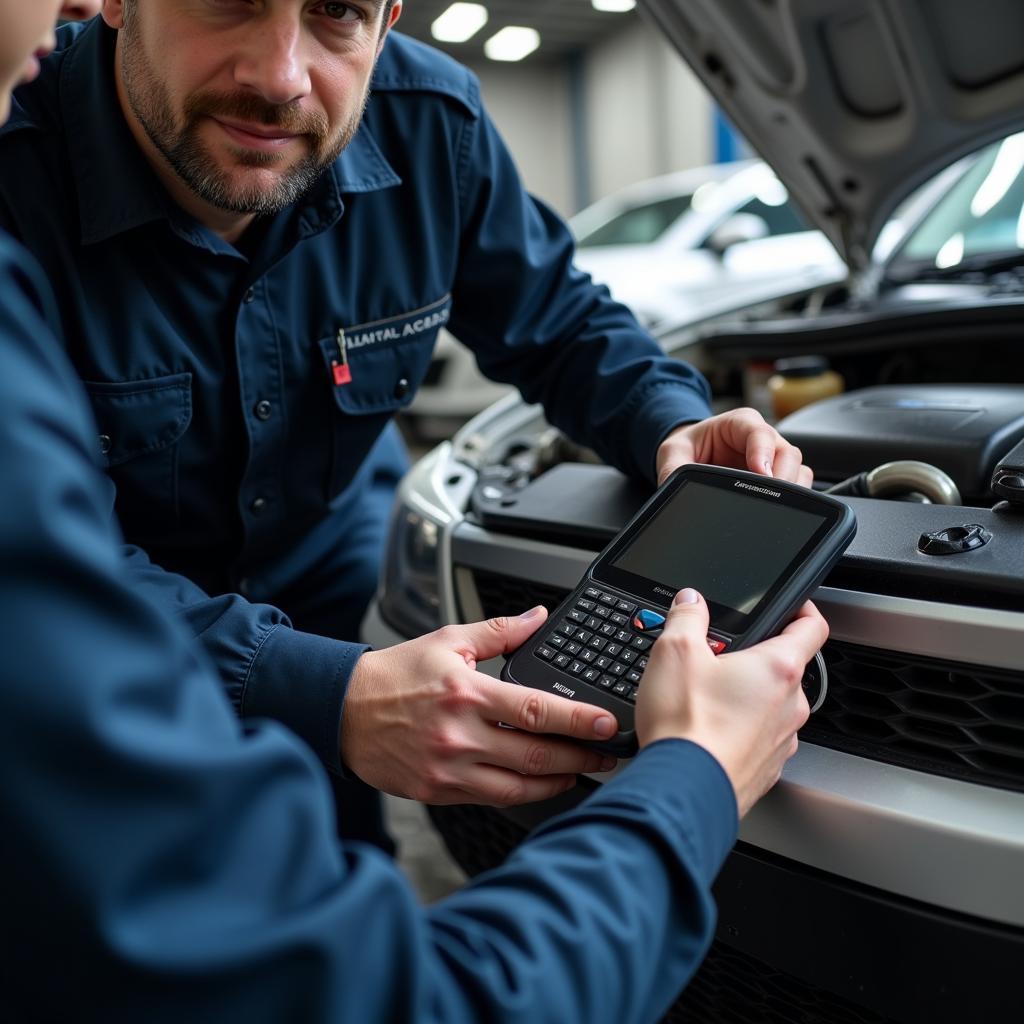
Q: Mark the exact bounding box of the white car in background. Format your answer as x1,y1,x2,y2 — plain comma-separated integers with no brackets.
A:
403,159,845,439
572,159,844,330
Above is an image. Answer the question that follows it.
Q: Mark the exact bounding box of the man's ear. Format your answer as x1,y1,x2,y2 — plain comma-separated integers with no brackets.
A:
377,0,403,54
101,0,126,30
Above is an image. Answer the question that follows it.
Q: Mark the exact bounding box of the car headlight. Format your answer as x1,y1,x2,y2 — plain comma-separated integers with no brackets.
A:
379,501,444,637
376,442,476,638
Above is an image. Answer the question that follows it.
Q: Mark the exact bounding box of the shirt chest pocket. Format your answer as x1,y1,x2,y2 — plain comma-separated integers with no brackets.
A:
317,296,451,415
84,373,192,542
316,297,450,500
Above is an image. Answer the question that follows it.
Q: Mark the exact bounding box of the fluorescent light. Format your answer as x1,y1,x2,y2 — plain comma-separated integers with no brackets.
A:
431,3,488,44
592,0,637,11
484,26,540,62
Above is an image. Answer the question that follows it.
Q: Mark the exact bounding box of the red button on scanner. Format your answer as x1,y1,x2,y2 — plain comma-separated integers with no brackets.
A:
706,636,728,655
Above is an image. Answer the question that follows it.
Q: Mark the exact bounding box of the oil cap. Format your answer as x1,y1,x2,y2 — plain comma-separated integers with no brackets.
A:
918,523,992,556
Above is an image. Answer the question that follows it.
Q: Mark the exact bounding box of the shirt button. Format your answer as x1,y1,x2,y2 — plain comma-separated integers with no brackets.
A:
243,287,256,304
254,400,272,421
250,497,267,515
394,377,410,400
98,434,112,455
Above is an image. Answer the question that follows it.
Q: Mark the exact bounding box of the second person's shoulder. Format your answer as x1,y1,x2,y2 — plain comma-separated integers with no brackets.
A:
371,31,481,120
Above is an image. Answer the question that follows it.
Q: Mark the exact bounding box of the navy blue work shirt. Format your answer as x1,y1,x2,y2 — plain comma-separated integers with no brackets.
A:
0,228,739,1022
0,20,713,773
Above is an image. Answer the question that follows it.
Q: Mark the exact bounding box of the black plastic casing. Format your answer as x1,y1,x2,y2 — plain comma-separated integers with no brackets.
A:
500,465,857,756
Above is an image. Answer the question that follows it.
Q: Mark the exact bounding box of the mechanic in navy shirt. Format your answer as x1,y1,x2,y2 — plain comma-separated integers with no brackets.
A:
2,11,829,1019
0,0,813,849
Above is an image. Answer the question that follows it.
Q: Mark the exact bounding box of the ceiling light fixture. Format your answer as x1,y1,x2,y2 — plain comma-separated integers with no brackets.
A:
592,0,637,12
484,26,541,62
431,3,489,44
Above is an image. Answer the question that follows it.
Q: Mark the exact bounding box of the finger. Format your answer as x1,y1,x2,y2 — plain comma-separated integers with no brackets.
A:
482,730,617,777
484,679,620,742
797,464,815,489
771,443,804,483
448,768,582,808
759,601,830,664
661,585,711,638
743,423,785,477
455,607,549,662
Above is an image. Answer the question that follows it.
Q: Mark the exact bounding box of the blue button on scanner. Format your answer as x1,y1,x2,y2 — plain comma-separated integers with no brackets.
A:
632,609,666,632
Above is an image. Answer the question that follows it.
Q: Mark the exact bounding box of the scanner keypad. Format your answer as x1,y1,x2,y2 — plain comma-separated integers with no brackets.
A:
535,589,729,704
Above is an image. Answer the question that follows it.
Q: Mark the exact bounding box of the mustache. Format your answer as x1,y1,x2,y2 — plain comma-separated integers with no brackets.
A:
183,91,330,142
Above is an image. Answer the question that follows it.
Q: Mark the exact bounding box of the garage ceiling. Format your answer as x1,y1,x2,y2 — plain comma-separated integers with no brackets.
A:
393,1,640,64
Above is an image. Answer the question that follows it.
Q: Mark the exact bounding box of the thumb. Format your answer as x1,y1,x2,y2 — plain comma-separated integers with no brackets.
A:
661,587,710,644
459,606,549,661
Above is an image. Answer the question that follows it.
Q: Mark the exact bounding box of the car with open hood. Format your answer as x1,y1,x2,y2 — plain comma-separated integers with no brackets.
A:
365,1,1024,1020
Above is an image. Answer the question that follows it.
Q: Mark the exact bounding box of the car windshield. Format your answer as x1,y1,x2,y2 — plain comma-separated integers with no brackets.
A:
888,132,1024,279
576,193,694,248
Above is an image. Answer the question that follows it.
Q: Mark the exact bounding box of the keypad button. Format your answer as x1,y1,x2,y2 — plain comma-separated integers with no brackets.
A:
587,636,606,651
574,629,592,643
597,675,616,690
612,681,631,697
595,655,612,670
585,616,601,630
616,600,636,614
558,622,576,637
605,644,622,658
584,587,602,601
594,605,611,619
626,669,642,684
583,668,601,683
554,654,571,669
577,599,596,612
637,657,648,671
564,641,582,656
631,636,654,651
536,646,555,661
568,609,587,623
615,630,632,644
609,663,627,677
610,612,629,627
599,623,618,637
598,592,617,606
568,660,585,676
548,635,566,648
580,649,596,664
620,649,637,664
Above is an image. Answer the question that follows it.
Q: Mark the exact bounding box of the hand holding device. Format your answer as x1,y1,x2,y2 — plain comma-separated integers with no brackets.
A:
502,464,856,755
656,408,814,487
636,589,828,817
340,610,619,807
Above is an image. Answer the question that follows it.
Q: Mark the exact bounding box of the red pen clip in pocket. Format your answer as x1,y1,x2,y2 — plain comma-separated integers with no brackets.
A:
331,328,352,386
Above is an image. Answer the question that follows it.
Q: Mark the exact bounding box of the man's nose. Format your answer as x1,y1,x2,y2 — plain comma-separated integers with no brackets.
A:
59,1,103,21
232,16,312,106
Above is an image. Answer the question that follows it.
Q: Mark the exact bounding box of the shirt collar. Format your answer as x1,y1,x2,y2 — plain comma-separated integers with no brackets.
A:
61,20,401,249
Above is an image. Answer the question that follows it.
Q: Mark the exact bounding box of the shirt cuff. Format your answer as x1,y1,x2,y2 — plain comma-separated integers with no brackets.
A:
627,383,711,483
240,624,368,777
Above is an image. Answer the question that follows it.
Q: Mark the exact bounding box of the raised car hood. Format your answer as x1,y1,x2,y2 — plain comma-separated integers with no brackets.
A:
642,0,1024,269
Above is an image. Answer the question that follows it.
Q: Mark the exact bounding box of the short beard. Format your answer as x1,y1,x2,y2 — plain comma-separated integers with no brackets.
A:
119,4,367,215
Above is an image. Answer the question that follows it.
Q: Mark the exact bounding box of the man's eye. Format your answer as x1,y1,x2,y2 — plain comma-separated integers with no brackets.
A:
318,2,362,21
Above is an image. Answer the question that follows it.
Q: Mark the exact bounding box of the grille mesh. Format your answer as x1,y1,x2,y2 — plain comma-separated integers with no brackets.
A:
427,803,898,1024
464,567,1024,792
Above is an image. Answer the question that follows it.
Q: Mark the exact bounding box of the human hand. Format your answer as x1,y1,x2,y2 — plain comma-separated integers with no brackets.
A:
634,589,828,817
655,409,813,487
340,608,620,806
